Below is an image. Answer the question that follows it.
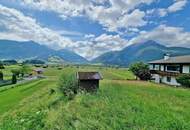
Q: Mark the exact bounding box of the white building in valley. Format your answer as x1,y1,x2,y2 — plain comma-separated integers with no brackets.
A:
149,54,190,86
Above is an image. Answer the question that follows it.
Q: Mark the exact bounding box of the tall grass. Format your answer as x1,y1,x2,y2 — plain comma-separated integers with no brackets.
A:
0,66,190,130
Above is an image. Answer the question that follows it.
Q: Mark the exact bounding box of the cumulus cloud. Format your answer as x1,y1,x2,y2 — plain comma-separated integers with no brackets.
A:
19,0,154,32
158,0,187,17
119,9,147,28
0,4,73,49
71,34,128,59
129,24,190,47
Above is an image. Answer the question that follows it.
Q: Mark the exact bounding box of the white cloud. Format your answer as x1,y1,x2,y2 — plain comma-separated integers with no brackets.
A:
168,0,187,12
119,9,147,28
19,0,155,32
84,34,95,39
0,4,73,50
57,30,83,37
158,0,187,17
129,24,190,47
72,34,128,59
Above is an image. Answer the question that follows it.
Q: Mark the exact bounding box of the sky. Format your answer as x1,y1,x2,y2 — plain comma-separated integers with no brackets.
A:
0,0,190,59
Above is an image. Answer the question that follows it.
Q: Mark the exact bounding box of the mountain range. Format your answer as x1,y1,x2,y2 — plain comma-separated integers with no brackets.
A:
0,40,88,63
92,40,190,66
0,40,190,66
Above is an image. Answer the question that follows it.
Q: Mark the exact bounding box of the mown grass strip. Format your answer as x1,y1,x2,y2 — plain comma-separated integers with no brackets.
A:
0,79,47,114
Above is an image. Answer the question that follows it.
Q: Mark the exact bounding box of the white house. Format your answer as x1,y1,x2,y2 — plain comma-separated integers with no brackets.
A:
149,54,190,86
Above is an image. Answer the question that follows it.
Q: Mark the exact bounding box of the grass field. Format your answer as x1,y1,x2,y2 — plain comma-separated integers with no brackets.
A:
0,65,190,130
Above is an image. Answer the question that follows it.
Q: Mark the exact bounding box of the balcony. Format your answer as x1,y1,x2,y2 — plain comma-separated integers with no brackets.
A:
150,70,181,77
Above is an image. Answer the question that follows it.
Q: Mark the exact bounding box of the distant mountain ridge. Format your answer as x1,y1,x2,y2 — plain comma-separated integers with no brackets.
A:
92,40,190,66
0,40,88,63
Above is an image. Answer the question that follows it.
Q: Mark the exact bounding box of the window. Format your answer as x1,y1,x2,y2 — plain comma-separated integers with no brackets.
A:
166,65,180,72
155,65,160,70
167,77,171,82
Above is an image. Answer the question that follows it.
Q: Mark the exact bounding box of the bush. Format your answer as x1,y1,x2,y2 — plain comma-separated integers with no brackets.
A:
12,74,17,84
58,73,78,99
0,71,3,80
129,62,151,81
176,74,190,88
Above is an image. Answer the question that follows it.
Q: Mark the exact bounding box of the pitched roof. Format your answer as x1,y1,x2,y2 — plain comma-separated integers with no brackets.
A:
77,72,103,80
149,55,190,64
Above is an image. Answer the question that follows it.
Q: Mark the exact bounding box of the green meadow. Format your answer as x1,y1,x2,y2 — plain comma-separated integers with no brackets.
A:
0,65,190,130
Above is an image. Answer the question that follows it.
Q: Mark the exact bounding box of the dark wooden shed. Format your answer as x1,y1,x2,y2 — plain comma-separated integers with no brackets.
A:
76,72,103,92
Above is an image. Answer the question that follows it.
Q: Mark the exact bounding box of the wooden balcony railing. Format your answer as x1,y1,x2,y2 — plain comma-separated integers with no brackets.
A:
150,70,181,77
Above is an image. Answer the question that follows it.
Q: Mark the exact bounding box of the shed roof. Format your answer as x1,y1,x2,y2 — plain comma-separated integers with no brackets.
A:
149,55,190,64
77,72,103,80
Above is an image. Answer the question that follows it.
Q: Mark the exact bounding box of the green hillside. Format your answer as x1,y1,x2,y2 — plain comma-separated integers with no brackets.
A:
0,40,88,63
0,66,190,130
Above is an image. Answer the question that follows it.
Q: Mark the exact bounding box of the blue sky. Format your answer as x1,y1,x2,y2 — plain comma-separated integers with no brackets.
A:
0,0,190,59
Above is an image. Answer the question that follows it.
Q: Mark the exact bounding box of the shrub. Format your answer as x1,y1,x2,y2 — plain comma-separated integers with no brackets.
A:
176,74,190,88
129,62,151,81
12,74,17,84
58,72,78,99
0,71,3,80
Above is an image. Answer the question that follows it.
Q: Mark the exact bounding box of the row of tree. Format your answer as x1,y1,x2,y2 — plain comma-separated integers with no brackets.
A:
0,59,45,66
0,63,32,84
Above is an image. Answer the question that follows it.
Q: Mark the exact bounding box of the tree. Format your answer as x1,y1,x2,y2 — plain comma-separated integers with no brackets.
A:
24,59,45,65
11,69,21,77
12,74,17,84
129,62,151,81
0,71,3,80
20,65,31,77
0,62,5,69
176,74,190,88
2,60,17,65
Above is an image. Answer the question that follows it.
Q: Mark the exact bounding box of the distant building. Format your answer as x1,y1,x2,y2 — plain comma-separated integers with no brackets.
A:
76,72,103,92
32,68,44,75
149,54,190,86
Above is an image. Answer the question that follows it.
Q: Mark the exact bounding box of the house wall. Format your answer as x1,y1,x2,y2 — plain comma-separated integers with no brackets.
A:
152,74,180,86
162,76,180,86
183,65,190,73
160,65,164,71
152,74,161,83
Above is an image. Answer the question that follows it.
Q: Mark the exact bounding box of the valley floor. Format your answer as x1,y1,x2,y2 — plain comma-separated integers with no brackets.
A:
0,66,190,130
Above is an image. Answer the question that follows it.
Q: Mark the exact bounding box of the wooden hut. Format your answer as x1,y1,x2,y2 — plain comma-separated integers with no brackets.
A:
32,68,44,75
77,72,103,92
